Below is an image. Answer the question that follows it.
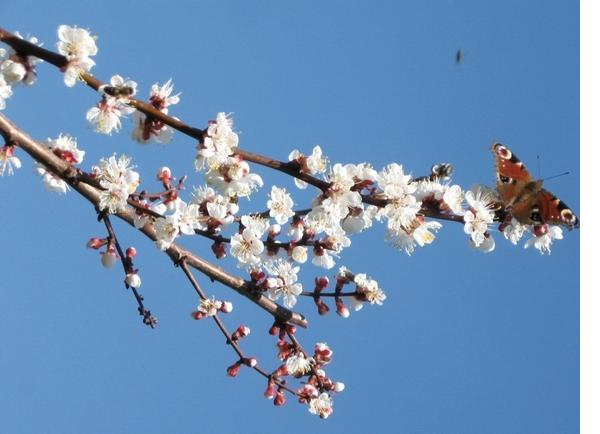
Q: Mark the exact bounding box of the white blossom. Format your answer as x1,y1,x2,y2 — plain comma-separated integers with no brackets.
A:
289,145,328,189
285,353,313,376
308,393,334,419
353,273,386,311
0,75,13,110
265,260,303,308
524,225,563,255
0,145,21,176
0,32,43,86
197,298,222,317
195,112,238,171
463,186,497,248
56,25,98,87
267,186,295,224
502,218,528,245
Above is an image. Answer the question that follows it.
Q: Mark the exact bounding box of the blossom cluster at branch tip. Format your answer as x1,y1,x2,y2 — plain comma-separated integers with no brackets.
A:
56,25,97,87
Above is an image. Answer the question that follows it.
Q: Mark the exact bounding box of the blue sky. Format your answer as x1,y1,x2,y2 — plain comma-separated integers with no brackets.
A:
0,1,579,433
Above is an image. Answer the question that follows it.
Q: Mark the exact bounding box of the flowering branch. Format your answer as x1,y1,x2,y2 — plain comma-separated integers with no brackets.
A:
0,112,307,329
0,23,578,419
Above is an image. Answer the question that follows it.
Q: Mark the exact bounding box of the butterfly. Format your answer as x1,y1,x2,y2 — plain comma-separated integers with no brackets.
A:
492,142,579,229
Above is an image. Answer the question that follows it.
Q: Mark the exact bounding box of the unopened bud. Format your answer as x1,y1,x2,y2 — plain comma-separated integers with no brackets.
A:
220,301,233,313
336,299,350,318
269,324,280,335
125,272,142,289
232,325,250,341
274,391,286,406
227,361,241,377
191,311,205,320
243,357,258,368
211,241,227,259
126,246,137,258
533,223,549,237
315,276,329,292
156,166,171,181
87,237,106,250
316,300,330,315
264,381,277,399
100,250,118,268
334,382,345,392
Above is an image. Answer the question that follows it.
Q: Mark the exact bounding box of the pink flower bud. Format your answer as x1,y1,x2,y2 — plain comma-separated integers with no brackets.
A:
211,241,227,259
191,311,205,320
126,247,137,258
227,361,241,377
233,325,250,340
533,223,549,237
264,381,277,399
336,299,350,318
316,300,330,315
269,324,280,335
87,237,106,250
274,391,286,406
275,365,289,377
314,276,329,292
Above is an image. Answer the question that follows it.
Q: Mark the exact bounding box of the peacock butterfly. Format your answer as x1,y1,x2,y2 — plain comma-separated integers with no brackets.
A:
492,142,579,229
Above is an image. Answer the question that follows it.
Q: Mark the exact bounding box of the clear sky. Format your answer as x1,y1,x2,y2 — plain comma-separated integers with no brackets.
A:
0,1,580,433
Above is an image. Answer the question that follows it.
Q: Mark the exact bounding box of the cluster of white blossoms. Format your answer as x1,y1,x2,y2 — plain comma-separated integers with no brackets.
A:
195,113,264,199
501,217,564,255
92,154,140,214
230,214,270,267
195,112,239,170
86,75,137,135
132,79,180,144
56,25,97,87
154,197,202,250
288,145,328,189
34,134,85,194
0,32,42,110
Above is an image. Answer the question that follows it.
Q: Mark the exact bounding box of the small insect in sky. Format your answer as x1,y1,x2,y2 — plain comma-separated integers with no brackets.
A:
455,49,462,64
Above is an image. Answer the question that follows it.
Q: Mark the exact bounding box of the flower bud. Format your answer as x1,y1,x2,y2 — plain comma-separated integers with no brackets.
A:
243,357,258,368
334,382,345,392
156,166,171,181
220,301,233,313
316,300,330,315
125,272,142,289
126,246,137,258
336,299,350,318
533,223,549,237
100,250,118,268
211,241,227,259
87,237,106,250
264,381,277,399
274,391,286,406
227,361,241,377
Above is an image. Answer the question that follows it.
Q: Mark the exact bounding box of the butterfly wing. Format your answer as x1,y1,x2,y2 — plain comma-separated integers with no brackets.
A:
491,142,533,206
534,189,580,228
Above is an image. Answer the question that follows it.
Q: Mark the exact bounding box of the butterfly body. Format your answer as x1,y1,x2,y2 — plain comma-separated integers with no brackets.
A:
492,142,579,229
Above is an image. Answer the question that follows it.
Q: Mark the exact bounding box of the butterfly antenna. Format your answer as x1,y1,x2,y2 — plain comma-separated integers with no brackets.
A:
542,171,571,182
